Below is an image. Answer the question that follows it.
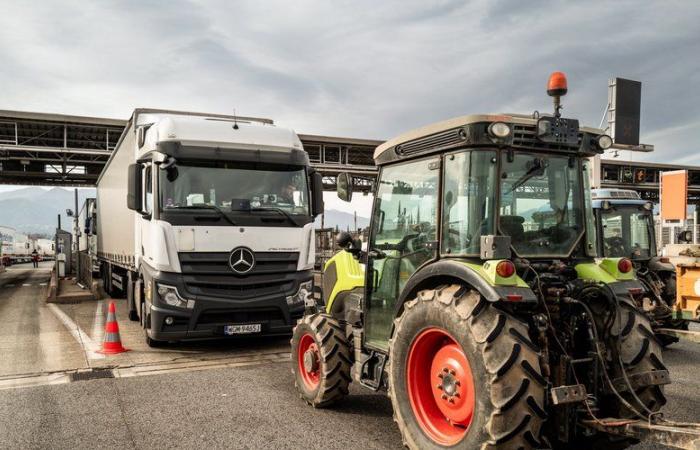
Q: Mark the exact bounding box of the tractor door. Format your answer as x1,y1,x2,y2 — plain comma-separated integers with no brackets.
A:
364,157,439,350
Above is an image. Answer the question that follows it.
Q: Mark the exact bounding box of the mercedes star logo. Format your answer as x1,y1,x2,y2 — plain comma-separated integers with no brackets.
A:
229,247,255,274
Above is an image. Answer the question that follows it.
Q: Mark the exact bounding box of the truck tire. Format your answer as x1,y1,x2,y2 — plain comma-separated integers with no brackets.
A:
389,284,546,449
614,299,667,417
291,313,352,408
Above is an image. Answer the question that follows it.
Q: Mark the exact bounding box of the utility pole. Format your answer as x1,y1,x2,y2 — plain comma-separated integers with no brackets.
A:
74,188,79,278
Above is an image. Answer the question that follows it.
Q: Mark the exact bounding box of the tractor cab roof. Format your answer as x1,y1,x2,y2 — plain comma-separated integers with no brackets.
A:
374,113,607,166
591,188,650,208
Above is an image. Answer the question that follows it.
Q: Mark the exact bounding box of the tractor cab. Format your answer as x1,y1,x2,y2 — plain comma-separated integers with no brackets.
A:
592,188,688,345
291,73,684,449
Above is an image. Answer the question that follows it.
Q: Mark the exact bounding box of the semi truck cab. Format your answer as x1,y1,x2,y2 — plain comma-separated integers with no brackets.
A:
97,109,324,345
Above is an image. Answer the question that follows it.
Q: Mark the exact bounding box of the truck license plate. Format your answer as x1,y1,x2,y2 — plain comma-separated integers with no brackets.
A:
224,324,261,335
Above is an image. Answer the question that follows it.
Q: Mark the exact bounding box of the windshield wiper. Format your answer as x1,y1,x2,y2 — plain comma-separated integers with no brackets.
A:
170,205,237,226
506,158,548,194
252,207,300,227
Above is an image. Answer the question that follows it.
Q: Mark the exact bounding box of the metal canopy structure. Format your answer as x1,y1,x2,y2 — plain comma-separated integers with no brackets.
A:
600,159,700,202
1,109,697,200
0,110,380,191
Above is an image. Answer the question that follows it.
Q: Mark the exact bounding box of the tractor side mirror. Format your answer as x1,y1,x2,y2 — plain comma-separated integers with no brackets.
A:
337,172,353,202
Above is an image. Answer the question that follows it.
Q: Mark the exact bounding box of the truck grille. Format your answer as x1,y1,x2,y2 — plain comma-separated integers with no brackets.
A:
178,252,299,299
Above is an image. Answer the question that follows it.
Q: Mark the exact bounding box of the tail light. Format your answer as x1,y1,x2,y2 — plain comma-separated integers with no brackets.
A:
618,258,633,274
496,260,516,278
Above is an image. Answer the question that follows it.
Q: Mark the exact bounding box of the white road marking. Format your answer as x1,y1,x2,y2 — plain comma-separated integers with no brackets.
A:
6,284,14,287
40,283,47,286
22,284,31,287
47,304,105,360
92,300,105,345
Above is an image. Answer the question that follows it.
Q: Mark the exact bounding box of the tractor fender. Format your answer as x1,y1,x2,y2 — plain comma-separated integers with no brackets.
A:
393,259,537,319
647,257,675,275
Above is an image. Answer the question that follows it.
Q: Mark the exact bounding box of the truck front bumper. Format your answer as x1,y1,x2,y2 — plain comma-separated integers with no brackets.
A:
142,268,310,342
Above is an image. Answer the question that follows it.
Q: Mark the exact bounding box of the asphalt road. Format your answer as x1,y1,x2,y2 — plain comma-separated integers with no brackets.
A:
0,263,698,449
0,336,698,449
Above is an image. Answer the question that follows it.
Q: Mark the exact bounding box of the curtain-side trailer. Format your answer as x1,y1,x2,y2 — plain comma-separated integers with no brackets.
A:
96,109,324,346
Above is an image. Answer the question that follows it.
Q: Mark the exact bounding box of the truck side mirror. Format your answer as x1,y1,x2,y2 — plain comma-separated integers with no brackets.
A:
337,172,353,202
127,163,143,212
311,171,324,217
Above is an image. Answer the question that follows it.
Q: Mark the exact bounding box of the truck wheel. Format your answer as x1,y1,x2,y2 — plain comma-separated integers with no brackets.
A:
389,284,546,449
291,313,352,408
613,300,667,416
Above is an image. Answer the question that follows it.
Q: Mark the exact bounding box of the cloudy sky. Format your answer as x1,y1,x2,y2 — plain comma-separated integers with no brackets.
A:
1,0,699,210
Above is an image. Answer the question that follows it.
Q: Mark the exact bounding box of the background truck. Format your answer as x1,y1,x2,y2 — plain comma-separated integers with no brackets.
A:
76,198,98,272
95,109,324,346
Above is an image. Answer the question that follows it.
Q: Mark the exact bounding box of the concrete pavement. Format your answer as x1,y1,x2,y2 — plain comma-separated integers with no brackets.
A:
1,337,699,449
1,263,699,449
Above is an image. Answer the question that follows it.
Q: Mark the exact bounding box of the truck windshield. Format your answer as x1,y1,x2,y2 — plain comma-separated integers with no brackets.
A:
159,161,309,216
600,207,655,259
499,152,584,257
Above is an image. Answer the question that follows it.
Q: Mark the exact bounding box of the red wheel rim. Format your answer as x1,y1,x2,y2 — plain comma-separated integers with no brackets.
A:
407,327,475,446
298,333,321,390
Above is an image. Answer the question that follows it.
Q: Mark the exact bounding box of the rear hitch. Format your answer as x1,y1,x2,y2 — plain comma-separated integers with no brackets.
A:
583,418,700,449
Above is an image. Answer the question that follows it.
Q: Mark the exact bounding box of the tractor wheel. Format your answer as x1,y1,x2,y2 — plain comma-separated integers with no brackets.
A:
613,299,667,417
389,284,547,449
291,313,352,408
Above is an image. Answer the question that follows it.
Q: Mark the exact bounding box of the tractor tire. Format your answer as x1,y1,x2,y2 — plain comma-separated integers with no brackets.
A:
388,284,547,449
613,299,667,417
291,313,352,408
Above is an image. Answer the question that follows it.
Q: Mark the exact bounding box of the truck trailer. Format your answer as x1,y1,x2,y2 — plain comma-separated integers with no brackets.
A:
96,109,324,346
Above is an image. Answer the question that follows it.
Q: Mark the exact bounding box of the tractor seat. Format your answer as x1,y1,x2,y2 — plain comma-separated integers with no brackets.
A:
499,215,525,240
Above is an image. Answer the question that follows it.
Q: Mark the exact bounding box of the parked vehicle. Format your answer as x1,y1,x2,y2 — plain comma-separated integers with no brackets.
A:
291,74,683,449
76,198,99,272
591,188,688,346
96,109,324,346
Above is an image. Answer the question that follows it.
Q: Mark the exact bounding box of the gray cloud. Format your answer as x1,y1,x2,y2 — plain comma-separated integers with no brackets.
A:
0,1,698,162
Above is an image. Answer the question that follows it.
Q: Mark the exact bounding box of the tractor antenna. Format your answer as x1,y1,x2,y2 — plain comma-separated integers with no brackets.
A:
546,72,568,118
232,109,239,130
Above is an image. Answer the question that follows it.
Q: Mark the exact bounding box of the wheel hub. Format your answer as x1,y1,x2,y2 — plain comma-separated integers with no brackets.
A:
303,348,319,373
407,328,476,446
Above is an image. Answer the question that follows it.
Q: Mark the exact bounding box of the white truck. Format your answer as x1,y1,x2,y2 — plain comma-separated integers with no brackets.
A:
95,109,324,346
77,198,99,272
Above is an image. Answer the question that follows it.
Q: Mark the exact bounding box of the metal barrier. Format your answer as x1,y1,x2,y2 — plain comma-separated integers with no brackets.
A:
77,251,93,287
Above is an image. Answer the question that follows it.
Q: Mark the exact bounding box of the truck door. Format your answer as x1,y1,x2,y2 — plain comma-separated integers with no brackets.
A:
365,157,439,350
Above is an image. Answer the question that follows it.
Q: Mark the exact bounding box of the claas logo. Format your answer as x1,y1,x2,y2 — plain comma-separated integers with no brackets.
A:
635,169,646,183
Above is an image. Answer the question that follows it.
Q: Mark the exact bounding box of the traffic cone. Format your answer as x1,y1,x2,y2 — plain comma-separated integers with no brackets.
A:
98,301,129,354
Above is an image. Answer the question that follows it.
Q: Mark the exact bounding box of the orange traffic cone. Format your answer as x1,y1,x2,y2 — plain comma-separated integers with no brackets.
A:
98,301,129,354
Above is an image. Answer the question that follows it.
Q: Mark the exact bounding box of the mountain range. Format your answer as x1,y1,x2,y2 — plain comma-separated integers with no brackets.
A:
0,187,369,235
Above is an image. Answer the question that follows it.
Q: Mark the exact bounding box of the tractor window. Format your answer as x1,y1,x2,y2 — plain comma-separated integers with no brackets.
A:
442,150,497,255
601,208,654,259
366,158,439,350
499,152,584,257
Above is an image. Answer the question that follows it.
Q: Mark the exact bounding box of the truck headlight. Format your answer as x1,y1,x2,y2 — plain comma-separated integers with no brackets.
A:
157,284,195,309
286,280,313,306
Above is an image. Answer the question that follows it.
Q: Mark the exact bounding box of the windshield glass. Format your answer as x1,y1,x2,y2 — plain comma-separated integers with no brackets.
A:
159,161,309,215
499,152,584,257
442,150,497,255
601,207,654,259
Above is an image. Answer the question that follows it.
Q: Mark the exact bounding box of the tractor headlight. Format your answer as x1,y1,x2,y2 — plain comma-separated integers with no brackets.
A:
286,280,313,306
488,122,511,139
597,134,613,150
157,283,195,309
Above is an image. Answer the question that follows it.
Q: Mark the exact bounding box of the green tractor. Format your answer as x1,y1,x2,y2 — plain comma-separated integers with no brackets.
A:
291,73,674,449
591,188,689,346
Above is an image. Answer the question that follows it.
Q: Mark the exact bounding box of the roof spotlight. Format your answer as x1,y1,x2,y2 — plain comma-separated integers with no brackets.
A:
597,134,613,150
488,122,511,140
